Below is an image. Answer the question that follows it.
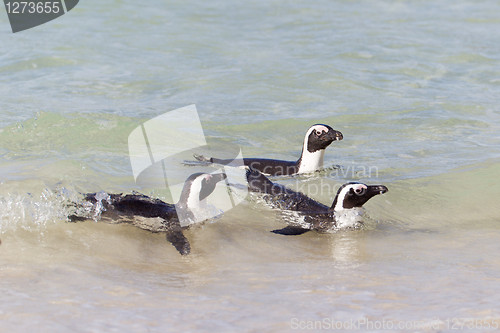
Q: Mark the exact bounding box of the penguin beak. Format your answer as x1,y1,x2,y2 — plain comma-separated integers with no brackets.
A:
354,184,388,208
367,185,388,196
326,129,343,142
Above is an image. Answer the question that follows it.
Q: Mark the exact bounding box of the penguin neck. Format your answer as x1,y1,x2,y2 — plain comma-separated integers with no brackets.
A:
180,187,208,214
187,196,208,213
177,193,210,224
296,129,326,174
297,148,325,174
329,187,365,228
177,179,207,219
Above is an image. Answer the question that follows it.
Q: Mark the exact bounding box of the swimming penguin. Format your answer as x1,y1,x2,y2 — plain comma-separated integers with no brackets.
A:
193,124,343,176
69,172,227,255
246,168,388,235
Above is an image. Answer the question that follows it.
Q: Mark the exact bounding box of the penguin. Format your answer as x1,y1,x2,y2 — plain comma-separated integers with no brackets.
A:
69,172,227,255
245,168,388,235
193,124,343,176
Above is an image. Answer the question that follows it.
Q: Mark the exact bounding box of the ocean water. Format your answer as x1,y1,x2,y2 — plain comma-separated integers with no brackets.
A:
2,0,500,331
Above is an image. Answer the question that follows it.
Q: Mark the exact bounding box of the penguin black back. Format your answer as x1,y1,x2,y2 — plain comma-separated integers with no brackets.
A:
192,124,343,176
245,169,388,235
69,172,227,255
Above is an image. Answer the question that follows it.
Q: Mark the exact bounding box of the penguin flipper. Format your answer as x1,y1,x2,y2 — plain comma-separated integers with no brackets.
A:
165,229,191,255
183,153,212,166
271,226,310,236
192,153,209,162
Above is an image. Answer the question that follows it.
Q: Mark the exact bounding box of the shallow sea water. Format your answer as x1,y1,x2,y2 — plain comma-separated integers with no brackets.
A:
2,0,500,332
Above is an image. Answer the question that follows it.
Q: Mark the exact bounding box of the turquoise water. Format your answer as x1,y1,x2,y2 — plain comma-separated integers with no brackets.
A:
1,0,500,331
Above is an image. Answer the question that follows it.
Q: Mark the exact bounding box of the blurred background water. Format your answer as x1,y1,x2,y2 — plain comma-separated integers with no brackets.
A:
1,0,500,331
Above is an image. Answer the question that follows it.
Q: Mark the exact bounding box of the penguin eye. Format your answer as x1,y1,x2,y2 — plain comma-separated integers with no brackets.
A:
315,130,322,136
354,187,365,195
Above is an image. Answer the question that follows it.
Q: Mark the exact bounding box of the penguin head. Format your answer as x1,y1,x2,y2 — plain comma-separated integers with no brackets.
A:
331,182,388,211
179,172,227,208
198,173,228,202
305,124,343,153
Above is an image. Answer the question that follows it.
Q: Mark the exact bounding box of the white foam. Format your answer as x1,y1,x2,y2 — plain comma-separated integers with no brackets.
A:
333,208,364,230
0,188,73,234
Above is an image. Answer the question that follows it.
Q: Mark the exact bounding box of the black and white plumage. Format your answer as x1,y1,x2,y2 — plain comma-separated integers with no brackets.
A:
193,124,343,176
246,168,388,235
69,172,227,255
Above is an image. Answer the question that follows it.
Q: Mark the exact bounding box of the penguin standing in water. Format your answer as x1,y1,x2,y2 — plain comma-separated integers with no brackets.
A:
193,124,343,176
246,169,388,235
70,172,227,255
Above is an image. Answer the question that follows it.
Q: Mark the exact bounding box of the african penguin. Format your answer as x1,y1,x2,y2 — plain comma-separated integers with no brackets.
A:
246,168,388,235
193,124,343,176
69,172,227,255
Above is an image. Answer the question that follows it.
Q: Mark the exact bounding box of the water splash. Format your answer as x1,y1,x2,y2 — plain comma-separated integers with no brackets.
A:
65,191,113,222
92,191,111,221
0,188,74,234
334,208,364,230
